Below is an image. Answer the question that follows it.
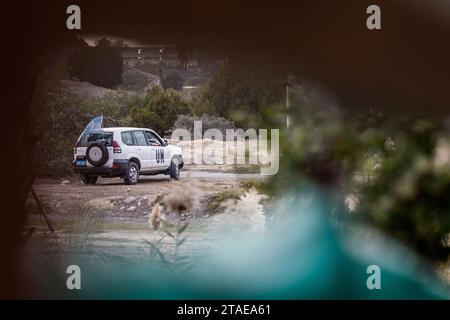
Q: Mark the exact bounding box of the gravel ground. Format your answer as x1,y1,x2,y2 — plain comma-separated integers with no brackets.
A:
26,172,262,264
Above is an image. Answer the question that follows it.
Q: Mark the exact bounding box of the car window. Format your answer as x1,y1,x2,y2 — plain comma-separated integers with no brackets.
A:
79,132,112,147
144,131,162,146
133,130,148,146
121,131,135,146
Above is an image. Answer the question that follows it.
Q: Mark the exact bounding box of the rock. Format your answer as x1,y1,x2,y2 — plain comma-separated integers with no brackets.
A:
61,180,70,184
137,201,141,207
119,206,126,211
127,206,136,211
124,196,136,204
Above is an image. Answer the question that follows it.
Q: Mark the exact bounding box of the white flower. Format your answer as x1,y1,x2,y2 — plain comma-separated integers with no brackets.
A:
148,204,165,230
345,193,359,212
384,136,396,151
212,188,268,235
433,138,450,170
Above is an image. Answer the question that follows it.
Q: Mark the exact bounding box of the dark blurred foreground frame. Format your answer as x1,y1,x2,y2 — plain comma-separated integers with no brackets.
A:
2,0,450,298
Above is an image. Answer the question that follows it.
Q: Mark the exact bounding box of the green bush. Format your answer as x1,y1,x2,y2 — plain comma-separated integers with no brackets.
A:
187,84,217,116
357,120,450,261
126,87,189,135
270,101,450,262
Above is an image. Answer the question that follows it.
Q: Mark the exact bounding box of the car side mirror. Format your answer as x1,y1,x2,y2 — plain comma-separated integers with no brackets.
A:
164,139,169,146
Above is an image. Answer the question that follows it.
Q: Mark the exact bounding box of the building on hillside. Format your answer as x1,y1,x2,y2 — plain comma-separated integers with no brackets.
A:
119,45,199,68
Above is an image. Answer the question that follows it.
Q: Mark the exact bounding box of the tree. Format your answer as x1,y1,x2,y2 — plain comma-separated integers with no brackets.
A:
67,38,123,88
203,61,285,118
177,47,188,70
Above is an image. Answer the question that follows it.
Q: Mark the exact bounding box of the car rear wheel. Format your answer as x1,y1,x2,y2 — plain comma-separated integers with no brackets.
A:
82,175,98,185
124,161,139,185
86,142,109,167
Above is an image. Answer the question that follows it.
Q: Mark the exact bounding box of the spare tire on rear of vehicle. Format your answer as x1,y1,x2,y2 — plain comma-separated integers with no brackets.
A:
86,142,109,167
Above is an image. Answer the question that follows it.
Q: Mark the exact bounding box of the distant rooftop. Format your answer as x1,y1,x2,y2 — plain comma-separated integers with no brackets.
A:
80,35,173,48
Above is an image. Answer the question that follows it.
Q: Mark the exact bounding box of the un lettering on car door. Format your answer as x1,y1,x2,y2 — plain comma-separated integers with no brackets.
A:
156,148,164,164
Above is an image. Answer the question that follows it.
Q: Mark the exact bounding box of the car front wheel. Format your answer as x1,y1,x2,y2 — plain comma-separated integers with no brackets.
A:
124,161,139,185
169,159,180,180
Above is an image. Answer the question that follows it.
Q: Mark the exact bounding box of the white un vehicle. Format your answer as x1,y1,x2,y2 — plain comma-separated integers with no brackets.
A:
73,127,183,185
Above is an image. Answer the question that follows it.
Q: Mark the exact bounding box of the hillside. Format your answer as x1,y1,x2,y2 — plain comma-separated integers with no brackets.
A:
120,66,161,92
61,80,117,97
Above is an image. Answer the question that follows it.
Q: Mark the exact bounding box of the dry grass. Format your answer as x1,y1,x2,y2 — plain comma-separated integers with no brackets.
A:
153,181,202,214
148,205,165,230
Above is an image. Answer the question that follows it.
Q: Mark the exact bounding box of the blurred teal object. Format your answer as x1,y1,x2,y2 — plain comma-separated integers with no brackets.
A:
31,187,449,299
